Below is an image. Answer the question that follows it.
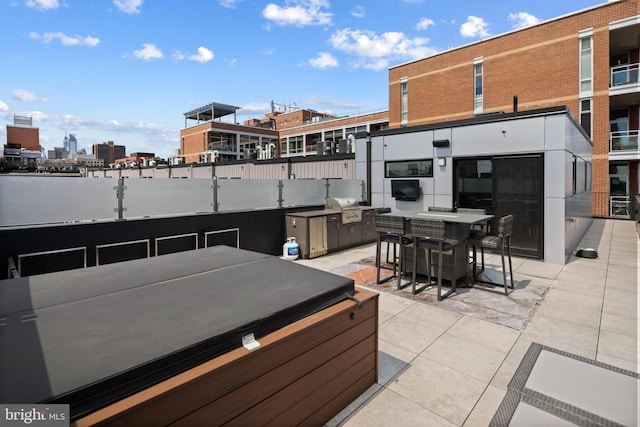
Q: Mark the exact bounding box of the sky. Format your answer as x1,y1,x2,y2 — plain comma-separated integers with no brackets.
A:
1,0,607,159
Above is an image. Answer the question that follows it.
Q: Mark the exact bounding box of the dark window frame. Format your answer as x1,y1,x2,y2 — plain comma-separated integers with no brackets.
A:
384,159,433,178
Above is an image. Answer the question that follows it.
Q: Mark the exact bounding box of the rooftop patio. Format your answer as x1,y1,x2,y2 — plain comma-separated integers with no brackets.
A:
293,218,639,426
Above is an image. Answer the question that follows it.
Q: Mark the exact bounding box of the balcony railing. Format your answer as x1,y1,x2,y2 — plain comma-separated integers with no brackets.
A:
610,130,639,152
610,195,631,218
610,63,639,87
592,192,632,218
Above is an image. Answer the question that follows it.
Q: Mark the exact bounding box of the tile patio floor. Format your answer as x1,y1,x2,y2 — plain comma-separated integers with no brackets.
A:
295,218,639,426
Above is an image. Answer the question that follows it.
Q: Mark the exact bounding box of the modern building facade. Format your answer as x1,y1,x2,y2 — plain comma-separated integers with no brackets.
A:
63,133,78,155
387,0,639,218
356,106,593,264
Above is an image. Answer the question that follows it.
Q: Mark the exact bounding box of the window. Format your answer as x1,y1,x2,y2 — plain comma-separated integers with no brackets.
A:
346,125,366,135
579,98,592,137
400,77,408,126
385,159,433,178
474,58,483,112
579,30,593,94
239,134,259,158
287,136,304,154
324,129,343,142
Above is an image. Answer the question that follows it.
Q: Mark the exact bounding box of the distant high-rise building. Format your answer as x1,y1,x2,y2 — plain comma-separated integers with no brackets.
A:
63,132,78,155
48,147,69,160
92,141,126,166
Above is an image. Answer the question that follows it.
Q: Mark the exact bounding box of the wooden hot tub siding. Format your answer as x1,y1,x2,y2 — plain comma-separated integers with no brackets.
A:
72,288,379,426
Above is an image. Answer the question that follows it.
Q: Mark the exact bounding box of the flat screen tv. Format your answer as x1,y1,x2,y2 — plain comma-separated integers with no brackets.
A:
391,179,420,201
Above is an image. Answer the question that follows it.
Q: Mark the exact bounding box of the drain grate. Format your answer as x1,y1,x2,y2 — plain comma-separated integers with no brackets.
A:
576,248,598,258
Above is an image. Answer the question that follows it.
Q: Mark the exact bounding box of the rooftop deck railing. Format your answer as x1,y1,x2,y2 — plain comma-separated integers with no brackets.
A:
0,176,365,228
610,63,639,87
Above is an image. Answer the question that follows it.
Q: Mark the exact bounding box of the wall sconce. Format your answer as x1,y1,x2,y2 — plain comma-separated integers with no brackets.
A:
344,162,348,168
432,139,450,148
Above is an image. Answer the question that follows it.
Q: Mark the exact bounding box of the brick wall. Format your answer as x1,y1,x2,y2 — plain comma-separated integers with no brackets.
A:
6,125,40,151
388,0,638,216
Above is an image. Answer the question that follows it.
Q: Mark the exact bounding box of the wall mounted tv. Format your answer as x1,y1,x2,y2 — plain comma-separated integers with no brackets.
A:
391,179,420,201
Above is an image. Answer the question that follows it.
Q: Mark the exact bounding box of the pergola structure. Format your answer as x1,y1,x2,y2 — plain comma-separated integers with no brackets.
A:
184,102,241,127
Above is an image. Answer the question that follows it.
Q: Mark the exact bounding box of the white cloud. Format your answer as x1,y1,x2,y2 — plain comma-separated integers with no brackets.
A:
25,0,59,11
12,89,48,102
219,0,242,8
508,12,540,29
113,0,143,14
308,52,338,69
188,46,214,63
262,0,332,27
416,18,435,31
172,50,186,61
329,28,436,70
351,5,365,18
132,43,163,60
29,31,100,47
460,16,490,38
0,101,9,112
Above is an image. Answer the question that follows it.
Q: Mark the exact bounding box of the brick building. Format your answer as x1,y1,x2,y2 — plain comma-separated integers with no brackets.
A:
3,115,42,169
388,0,639,217
92,141,126,167
180,102,387,164
178,2,637,217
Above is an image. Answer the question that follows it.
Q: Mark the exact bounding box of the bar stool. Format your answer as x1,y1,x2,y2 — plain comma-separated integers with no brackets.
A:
464,214,514,295
375,207,395,264
374,214,410,285
456,207,489,272
407,218,460,300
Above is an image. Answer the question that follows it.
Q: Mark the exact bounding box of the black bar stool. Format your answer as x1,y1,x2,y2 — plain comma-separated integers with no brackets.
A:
407,218,460,300
374,214,410,286
464,214,515,295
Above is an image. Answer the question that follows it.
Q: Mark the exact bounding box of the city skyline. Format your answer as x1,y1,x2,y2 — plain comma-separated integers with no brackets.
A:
1,0,605,159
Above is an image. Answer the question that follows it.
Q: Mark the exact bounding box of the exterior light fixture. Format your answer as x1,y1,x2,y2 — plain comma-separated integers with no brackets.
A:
432,139,450,148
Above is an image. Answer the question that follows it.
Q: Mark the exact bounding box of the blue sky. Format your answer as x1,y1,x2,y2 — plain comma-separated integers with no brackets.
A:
1,0,605,159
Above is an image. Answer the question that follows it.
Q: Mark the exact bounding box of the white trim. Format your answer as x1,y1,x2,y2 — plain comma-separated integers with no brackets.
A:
609,15,640,30
578,27,594,37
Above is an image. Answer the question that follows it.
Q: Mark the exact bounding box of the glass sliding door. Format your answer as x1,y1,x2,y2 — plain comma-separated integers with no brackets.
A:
609,163,630,217
455,158,493,212
493,155,544,259
455,154,544,259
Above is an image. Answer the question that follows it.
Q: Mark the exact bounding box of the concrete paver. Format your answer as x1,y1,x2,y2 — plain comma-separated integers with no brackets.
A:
309,218,639,426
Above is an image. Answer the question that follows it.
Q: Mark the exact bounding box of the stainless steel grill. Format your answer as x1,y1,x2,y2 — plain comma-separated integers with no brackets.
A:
326,197,363,224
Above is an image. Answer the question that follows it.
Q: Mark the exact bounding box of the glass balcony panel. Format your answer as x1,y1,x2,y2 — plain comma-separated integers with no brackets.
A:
0,176,118,226
610,63,639,87
610,130,639,151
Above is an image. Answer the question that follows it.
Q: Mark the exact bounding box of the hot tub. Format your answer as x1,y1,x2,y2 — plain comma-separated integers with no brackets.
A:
0,246,358,420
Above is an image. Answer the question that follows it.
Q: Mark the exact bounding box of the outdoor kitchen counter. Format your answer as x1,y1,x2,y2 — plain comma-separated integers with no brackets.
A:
285,208,376,259
285,208,341,217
